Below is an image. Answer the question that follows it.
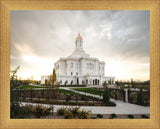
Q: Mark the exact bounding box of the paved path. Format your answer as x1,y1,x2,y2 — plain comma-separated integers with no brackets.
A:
21,87,150,114
60,87,103,99
21,102,150,114
59,87,150,114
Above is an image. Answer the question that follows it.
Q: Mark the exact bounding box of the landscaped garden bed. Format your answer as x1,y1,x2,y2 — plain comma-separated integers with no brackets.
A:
19,85,46,89
14,103,150,119
21,99,116,106
72,88,103,95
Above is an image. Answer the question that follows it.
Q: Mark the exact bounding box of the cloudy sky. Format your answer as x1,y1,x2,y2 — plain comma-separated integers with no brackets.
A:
10,10,150,81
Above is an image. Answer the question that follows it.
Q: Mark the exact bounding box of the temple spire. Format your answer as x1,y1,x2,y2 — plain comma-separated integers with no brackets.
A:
76,33,83,40
75,33,83,51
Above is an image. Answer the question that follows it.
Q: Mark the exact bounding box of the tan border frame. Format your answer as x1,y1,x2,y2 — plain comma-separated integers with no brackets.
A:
0,0,160,129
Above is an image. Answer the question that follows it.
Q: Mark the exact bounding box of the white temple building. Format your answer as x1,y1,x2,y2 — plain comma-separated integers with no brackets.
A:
41,34,115,86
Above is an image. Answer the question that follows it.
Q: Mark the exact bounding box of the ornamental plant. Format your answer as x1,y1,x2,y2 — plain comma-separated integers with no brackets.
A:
78,109,91,119
57,107,91,119
127,114,134,119
111,113,117,118
32,105,52,118
57,107,67,116
68,106,80,118
97,114,103,118
63,110,73,119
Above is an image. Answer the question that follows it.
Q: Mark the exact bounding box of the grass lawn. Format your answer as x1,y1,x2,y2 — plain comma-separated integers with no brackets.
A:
73,88,103,95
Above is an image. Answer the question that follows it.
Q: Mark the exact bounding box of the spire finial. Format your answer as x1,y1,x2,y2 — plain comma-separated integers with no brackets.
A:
76,33,83,40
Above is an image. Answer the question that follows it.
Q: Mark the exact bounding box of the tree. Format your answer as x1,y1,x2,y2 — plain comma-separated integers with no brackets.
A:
10,66,30,118
10,66,20,104
115,80,119,85
108,79,112,84
103,84,110,104
103,81,107,88
45,79,48,86
50,68,58,116
137,87,144,105
10,66,20,88
50,68,56,86
131,78,135,88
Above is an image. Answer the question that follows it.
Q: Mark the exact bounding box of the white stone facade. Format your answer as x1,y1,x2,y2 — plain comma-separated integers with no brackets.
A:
41,34,115,85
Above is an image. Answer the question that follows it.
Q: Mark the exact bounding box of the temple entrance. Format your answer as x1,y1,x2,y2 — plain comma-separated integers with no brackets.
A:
86,79,88,85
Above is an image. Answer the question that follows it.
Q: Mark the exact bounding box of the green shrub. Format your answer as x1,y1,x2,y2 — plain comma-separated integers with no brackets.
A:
141,115,149,118
103,86,110,104
109,116,114,119
91,117,97,119
137,88,144,105
108,102,116,106
97,114,103,118
81,96,85,100
33,100,41,103
127,114,134,119
11,104,32,118
81,103,84,106
111,113,117,118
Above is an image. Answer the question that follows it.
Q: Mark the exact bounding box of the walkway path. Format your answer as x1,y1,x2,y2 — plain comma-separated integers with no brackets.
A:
21,101,150,114
21,87,150,114
60,87,103,99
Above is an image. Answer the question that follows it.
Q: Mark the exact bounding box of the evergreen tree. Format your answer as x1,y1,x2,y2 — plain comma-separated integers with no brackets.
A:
50,68,56,86
137,87,144,105
103,81,107,87
10,66,30,118
45,79,48,86
103,85,110,104
131,78,135,88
